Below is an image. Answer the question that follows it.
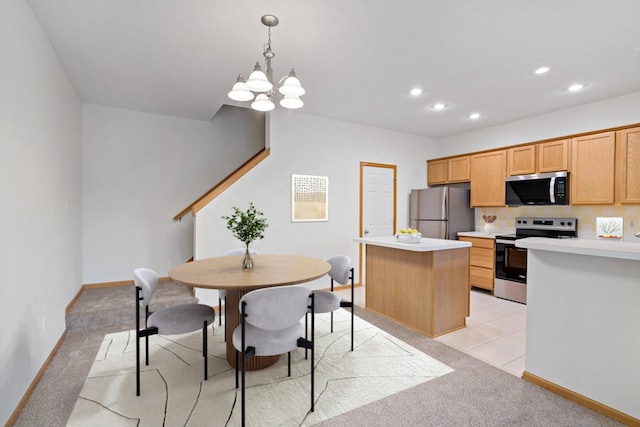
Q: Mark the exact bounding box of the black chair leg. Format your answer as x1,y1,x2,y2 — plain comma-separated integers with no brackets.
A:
241,352,246,427
136,332,140,396
310,297,315,413
203,321,208,381
351,272,354,351
304,314,308,359
288,351,291,377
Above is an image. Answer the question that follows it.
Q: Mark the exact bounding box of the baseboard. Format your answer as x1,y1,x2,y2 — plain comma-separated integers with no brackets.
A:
522,371,640,427
5,330,67,427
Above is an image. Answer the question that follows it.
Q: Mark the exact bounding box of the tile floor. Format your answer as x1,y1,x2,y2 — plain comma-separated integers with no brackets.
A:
335,286,526,377
435,289,526,377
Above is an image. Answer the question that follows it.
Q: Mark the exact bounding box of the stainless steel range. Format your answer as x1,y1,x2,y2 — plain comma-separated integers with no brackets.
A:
494,217,577,304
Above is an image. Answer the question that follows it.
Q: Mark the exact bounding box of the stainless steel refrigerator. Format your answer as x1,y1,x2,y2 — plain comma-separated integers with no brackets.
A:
410,187,474,239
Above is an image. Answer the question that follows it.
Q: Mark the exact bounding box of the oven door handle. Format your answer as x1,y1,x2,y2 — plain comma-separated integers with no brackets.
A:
496,239,517,245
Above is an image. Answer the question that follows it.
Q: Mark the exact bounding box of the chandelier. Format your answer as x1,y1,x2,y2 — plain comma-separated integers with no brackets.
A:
227,15,305,112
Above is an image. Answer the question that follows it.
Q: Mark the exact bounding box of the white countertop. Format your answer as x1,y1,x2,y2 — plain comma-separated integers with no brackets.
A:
516,237,640,261
354,236,471,252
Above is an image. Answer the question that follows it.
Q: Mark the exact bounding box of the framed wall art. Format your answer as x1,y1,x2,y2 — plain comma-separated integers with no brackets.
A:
291,174,329,222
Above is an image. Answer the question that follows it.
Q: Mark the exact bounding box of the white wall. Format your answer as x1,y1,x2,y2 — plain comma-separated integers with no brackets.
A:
436,90,640,157
82,104,264,283
194,110,437,304
0,0,83,424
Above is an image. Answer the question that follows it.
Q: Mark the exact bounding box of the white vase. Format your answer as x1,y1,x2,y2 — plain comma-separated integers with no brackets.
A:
483,223,494,234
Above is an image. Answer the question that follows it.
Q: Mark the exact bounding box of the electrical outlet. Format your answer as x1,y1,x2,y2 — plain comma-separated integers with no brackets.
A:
629,218,637,229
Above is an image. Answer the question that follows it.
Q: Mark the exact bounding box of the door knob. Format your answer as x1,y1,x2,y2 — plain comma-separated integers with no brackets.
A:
364,229,370,235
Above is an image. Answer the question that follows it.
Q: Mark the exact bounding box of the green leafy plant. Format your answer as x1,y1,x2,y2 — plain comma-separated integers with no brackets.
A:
222,203,268,244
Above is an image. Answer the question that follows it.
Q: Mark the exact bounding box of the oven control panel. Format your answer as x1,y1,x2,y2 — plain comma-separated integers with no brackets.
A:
516,217,577,232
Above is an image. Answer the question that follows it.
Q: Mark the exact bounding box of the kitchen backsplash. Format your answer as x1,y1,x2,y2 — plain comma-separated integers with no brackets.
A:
476,205,640,241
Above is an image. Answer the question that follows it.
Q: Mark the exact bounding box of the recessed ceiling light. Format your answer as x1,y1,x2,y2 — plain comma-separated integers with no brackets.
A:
410,88,423,96
567,83,586,92
430,102,447,111
469,112,481,120
534,66,550,75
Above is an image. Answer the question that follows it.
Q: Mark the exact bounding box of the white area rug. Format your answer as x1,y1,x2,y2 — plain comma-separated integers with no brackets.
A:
67,309,453,426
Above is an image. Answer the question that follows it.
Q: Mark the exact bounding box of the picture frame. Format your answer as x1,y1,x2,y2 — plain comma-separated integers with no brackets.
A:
291,174,329,222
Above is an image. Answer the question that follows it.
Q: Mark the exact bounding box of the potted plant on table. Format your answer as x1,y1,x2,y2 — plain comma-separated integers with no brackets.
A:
222,203,268,269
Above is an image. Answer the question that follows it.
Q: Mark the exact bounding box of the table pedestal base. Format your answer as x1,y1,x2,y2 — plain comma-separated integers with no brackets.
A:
225,289,279,371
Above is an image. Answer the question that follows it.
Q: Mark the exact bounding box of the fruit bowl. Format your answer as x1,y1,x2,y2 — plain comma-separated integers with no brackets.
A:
395,232,422,243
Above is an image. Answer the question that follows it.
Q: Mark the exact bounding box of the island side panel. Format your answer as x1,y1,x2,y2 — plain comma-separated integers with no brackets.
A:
525,249,640,420
432,248,469,336
365,245,435,335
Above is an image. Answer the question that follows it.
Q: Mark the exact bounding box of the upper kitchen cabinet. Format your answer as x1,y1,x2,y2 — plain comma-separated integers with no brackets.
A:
427,159,447,185
447,156,470,183
470,150,506,207
507,139,570,176
538,139,570,172
507,145,536,175
427,156,470,185
570,132,616,205
617,126,640,204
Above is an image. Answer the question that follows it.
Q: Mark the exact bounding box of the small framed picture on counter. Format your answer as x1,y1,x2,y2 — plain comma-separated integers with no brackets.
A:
596,217,623,240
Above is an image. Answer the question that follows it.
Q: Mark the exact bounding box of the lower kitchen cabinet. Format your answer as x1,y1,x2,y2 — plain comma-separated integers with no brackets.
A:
459,235,495,291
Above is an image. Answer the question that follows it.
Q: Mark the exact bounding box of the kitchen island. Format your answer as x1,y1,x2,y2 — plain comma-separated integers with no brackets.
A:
517,237,640,424
355,236,471,337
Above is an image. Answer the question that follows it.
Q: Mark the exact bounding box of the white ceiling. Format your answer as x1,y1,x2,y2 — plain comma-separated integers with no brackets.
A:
26,0,640,138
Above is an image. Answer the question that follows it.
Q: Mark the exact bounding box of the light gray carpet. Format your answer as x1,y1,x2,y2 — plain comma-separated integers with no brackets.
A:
67,310,452,426
13,284,622,426
66,282,197,331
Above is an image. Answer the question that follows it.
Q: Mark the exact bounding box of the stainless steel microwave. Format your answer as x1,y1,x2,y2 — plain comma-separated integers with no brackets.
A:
505,171,569,206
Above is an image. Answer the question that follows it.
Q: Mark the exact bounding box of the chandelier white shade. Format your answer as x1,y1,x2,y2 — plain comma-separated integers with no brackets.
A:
228,15,305,111
251,93,275,112
280,94,303,109
227,77,254,102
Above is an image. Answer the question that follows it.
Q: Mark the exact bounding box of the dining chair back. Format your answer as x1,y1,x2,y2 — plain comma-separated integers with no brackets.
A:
309,255,355,351
232,285,314,426
134,268,215,396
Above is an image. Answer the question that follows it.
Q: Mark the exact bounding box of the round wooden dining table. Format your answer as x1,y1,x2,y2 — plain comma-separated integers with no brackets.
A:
168,254,330,370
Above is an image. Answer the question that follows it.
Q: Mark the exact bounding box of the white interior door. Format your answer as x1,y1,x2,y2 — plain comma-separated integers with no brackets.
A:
360,163,396,286
362,165,395,237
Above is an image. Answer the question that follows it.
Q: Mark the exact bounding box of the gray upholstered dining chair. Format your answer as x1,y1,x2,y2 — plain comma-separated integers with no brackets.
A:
219,248,260,341
310,255,355,351
134,268,215,396
232,285,315,427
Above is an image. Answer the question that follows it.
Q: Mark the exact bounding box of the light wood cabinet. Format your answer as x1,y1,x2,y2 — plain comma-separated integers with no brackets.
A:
427,156,470,185
617,126,640,204
459,236,495,291
447,156,470,183
470,150,506,207
538,139,570,172
427,159,447,185
507,145,537,175
570,132,616,205
507,140,570,176
364,244,469,337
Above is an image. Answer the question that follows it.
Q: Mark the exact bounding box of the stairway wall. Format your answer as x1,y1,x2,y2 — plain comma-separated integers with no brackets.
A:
82,104,265,284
